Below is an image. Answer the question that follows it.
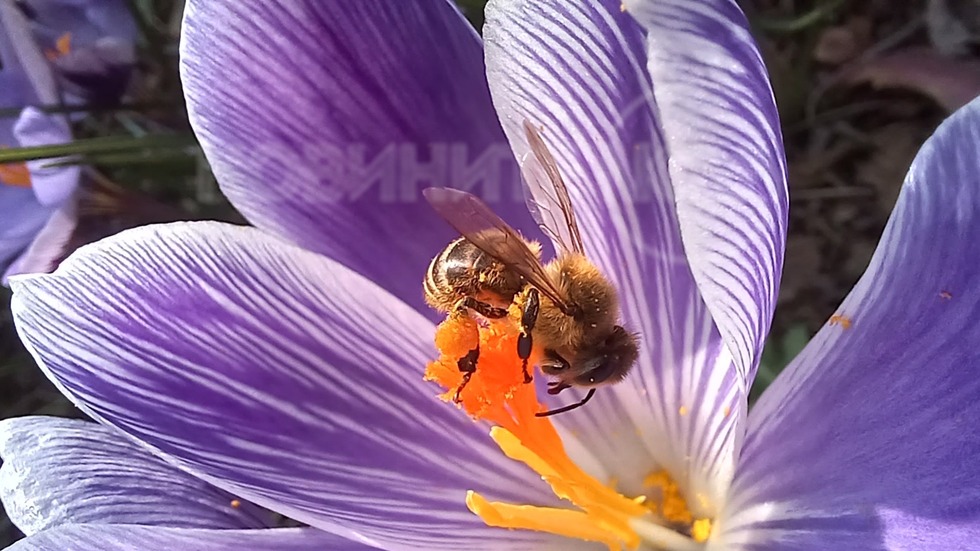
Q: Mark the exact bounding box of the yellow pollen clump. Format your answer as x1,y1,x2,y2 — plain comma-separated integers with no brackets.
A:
425,312,708,549
643,470,692,525
643,470,713,542
229,499,241,509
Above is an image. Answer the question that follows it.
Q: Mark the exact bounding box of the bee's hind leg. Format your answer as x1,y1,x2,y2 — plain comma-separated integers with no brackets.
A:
516,288,540,384
453,347,479,403
449,297,508,403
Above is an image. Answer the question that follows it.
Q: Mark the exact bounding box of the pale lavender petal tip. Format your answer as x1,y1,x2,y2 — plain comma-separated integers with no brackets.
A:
0,416,273,535
6,526,371,551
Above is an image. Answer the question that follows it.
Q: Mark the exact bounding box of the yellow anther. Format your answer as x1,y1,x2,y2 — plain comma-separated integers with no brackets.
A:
468,492,630,551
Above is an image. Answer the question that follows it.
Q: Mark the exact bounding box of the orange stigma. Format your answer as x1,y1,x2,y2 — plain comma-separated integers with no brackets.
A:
424,309,710,550
0,145,32,188
45,32,72,61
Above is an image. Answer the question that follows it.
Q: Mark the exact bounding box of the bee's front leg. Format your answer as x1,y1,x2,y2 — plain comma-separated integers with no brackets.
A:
517,288,540,384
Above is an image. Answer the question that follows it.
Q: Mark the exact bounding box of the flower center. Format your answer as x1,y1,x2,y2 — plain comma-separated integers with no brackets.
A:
425,309,712,550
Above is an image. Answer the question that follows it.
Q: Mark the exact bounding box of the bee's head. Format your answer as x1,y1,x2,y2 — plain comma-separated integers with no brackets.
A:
540,325,639,387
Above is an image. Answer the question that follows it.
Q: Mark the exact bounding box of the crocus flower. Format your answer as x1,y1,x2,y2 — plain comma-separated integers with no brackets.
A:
16,0,138,104
5,1,980,550
0,2,80,279
0,0,147,282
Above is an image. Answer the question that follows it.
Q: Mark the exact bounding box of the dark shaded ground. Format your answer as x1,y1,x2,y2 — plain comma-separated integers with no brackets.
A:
2,0,977,545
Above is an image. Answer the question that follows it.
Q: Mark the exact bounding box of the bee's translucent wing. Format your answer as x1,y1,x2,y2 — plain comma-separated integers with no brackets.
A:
520,120,586,256
423,187,574,314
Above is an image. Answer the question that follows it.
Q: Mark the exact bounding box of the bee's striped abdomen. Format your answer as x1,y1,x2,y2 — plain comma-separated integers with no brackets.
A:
424,237,519,313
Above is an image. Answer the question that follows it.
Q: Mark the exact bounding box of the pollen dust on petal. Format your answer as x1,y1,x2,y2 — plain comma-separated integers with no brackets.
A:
828,314,852,329
424,309,705,550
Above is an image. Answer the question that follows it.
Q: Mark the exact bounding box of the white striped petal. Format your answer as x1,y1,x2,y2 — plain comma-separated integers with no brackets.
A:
5,526,372,551
0,416,272,534
624,0,788,387
179,0,545,315
718,97,980,550
10,222,577,550
484,0,745,515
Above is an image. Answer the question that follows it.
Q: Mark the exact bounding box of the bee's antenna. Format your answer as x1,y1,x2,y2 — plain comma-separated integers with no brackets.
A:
535,388,596,417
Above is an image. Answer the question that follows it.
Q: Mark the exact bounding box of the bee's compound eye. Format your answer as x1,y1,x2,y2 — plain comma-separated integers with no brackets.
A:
540,351,569,375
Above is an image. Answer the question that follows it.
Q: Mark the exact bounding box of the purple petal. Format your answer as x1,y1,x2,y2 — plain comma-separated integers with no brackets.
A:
2,195,74,282
721,97,980,549
11,222,574,549
0,187,50,275
13,107,79,206
484,0,744,512
19,0,137,45
179,0,544,315
50,38,135,105
17,0,137,104
0,416,273,534
6,526,370,551
623,0,788,386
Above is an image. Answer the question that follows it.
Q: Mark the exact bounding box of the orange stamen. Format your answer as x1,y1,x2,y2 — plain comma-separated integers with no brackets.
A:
425,308,707,549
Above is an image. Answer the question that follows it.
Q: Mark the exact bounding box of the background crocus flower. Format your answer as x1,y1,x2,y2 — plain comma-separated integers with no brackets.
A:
0,0,148,282
0,3,80,279
4,1,980,551
16,0,137,105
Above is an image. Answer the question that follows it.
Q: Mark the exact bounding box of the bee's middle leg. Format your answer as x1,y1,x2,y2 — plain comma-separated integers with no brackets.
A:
449,297,508,402
516,288,540,384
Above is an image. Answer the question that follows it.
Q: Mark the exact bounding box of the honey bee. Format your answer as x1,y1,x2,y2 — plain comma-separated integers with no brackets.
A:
422,120,638,416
